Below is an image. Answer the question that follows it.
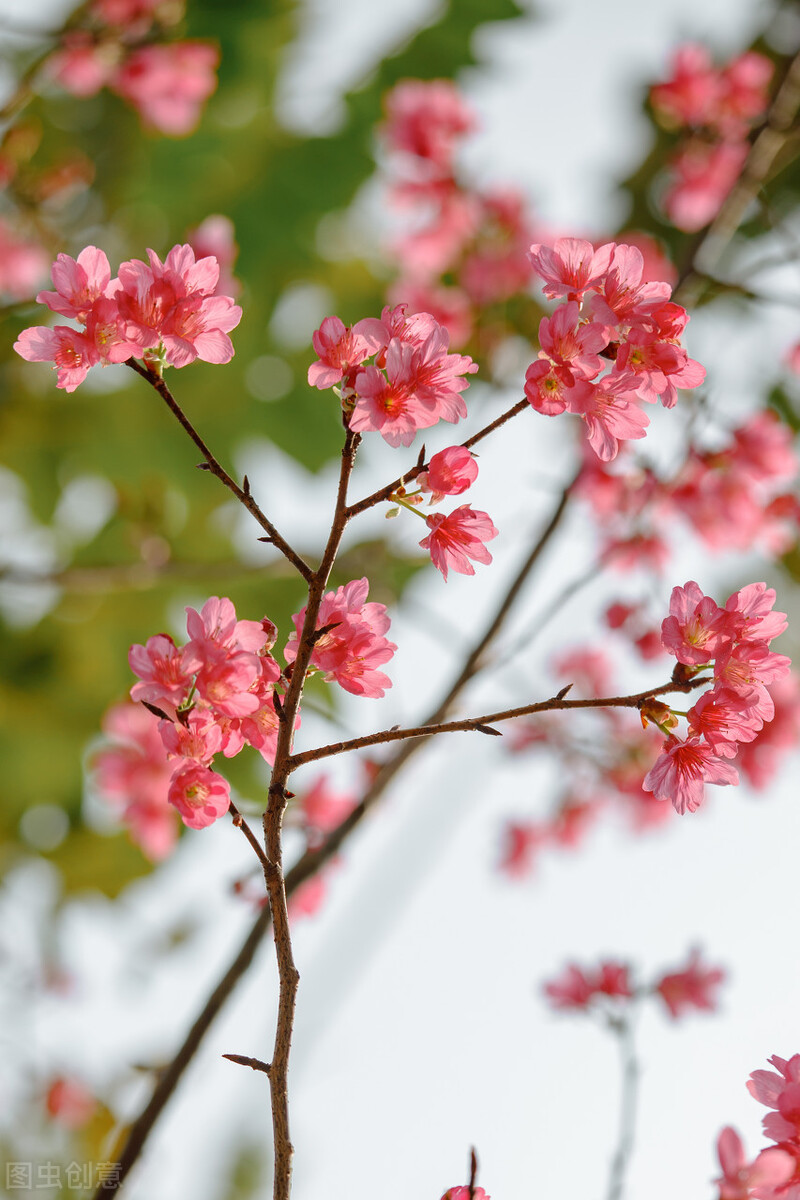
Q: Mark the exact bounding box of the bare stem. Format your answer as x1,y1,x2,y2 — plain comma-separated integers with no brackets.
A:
229,801,270,872
346,397,529,517
259,425,362,1200
288,676,704,769
126,359,313,582
606,1015,640,1200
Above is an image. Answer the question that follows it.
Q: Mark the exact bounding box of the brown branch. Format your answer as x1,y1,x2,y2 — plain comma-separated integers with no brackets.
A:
675,47,800,307
88,468,574,1198
223,1053,272,1075
345,398,529,518
287,677,705,770
126,359,313,583
258,425,361,1200
228,802,270,873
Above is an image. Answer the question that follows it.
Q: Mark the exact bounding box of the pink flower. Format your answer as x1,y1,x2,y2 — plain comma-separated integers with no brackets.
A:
715,1126,795,1200
308,315,386,389
566,372,650,462
498,820,545,878
441,1189,490,1200
0,220,49,302
382,79,476,177
188,215,240,297
284,578,397,699
688,687,763,755
527,237,614,301
661,580,732,665
735,675,800,790
650,44,722,128
37,246,113,320
112,42,219,136
420,505,498,580
350,323,477,446
643,734,738,814
45,1078,97,1130
168,762,230,829
664,140,749,232
93,702,177,860
419,445,478,499
297,777,357,836
46,33,120,97
116,244,242,366
128,633,196,716
13,324,98,392
653,948,725,1017
543,961,632,1010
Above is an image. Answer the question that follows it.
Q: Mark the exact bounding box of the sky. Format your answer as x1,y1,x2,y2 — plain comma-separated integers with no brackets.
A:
3,1,800,1199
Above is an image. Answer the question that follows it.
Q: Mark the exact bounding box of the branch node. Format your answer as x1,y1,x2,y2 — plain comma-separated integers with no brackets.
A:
474,723,502,737
555,683,573,700
242,474,251,496
196,461,212,471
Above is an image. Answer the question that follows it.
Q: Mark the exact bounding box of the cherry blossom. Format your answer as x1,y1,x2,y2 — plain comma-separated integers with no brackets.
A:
284,578,397,699
168,762,230,829
654,947,725,1017
715,1126,795,1200
420,505,498,580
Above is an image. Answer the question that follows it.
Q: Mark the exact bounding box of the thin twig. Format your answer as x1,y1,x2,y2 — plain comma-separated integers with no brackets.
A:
606,1014,640,1200
223,1053,272,1075
287,675,705,769
229,802,270,872
345,398,529,517
126,360,313,583
468,1146,479,1200
259,425,362,1200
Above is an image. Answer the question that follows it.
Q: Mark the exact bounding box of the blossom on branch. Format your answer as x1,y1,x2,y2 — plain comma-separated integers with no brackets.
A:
285,578,397,699
14,242,242,389
525,238,704,460
420,505,498,580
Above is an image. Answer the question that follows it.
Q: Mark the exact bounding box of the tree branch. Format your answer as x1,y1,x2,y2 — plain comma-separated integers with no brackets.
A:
287,677,705,770
675,47,800,306
345,397,529,517
126,359,313,583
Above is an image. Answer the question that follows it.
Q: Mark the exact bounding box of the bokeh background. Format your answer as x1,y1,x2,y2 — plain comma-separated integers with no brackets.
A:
2,0,800,1197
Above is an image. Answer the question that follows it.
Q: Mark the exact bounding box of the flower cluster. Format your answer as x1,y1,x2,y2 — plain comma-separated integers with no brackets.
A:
713,1056,800,1200
14,243,242,391
400,445,497,581
92,701,177,859
543,947,725,1020
308,305,477,448
380,78,541,347
740,1055,800,1198
643,581,791,814
525,238,705,460
284,578,397,699
575,412,800,583
128,596,284,829
714,1126,795,1200
649,44,773,231
46,1,218,136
